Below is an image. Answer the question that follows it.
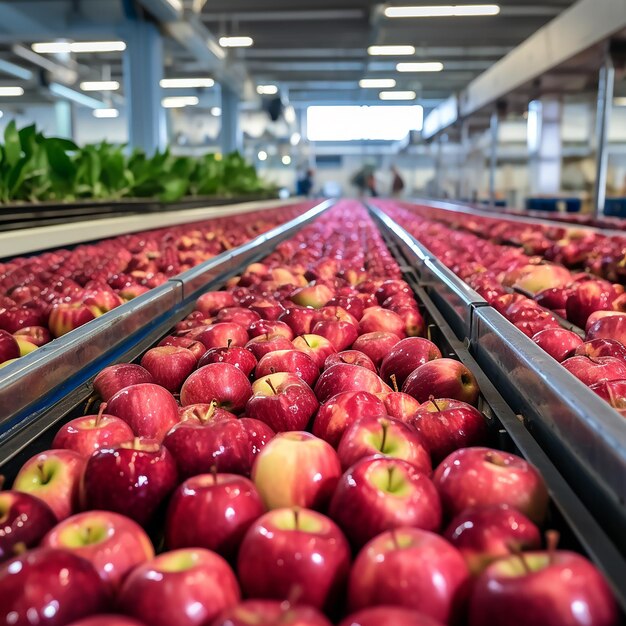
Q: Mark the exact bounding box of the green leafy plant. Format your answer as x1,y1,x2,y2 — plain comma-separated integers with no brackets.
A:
0,122,272,204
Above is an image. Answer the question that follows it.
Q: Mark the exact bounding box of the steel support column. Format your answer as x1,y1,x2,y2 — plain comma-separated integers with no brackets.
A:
488,110,499,207
593,56,615,217
221,87,242,154
528,99,563,196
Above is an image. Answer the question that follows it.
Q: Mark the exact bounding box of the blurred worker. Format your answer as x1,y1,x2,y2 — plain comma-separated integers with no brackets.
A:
391,165,405,197
352,164,377,197
296,168,314,197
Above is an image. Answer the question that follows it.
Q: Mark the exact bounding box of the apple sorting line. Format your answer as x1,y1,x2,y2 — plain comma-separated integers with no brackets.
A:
0,199,624,625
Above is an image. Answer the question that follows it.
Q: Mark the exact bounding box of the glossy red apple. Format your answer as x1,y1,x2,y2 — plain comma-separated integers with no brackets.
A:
565,280,618,329
213,600,332,626
158,335,207,361
93,363,154,402
561,355,626,387
256,349,319,387
312,320,358,352
0,329,19,364
197,344,257,378
13,325,52,347
352,332,401,367
248,319,295,341
140,346,197,392
590,379,626,414
323,350,377,373
531,328,584,362
178,401,235,423
245,334,294,360
196,290,236,315
380,337,442,388
379,391,421,423
339,607,444,626
359,306,406,338
314,364,391,403
587,314,626,345
278,306,317,336
65,617,146,626
216,307,262,331
576,338,626,362
180,363,252,413
195,322,249,349
292,334,337,368
48,302,96,337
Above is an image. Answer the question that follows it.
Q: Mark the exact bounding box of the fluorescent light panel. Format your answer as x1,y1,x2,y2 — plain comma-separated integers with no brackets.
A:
385,4,500,18
257,84,279,95
368,45,416,56
614,97,626,107
0,86,24,96
162,96,199,108
160,78,214,88
379,90,416,100
211,107,222,116
360,78,397,88
93,108,119,118
219,36,254,48
80,80,120,91
397,62,444,72
282,155,292,165
258,150,268,161
32,41,126,53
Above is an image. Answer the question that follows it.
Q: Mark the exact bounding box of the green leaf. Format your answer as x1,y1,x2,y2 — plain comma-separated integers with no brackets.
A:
159,178,188,202
4,120,21,167
45,139,76,179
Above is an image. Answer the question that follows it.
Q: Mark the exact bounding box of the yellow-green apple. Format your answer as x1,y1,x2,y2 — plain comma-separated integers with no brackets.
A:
180,363,252,413
380,338,442,388
196,291,236,315
80,438,178,526
252,432,341,510
108,383,179,442
118,548,241,626
290,284,335,308
433,447,549,524
0,548,107,624
0,358,17,369
531,328,583,362
249,319,294,341
13,449,86,521
256,349,319,386
237,508,350,611
0,490,57,561
312,320,358,351
510,264,572,294
195,322,249,349
323,350,377,373
13,325,52,347
198,345,257,378
403,359,480,406
561,355,626,387
158,335,207,361
165,473,265,559
565,280,619,328
42,510,154,591
576,338,626,362
443,504,541,575
329,457,441,548
245,334,294,360
163,416,274,478
292,334,337,368
352,332,401,367
587,314,626,345
52,403,134,456
314,364,391,403
339,607,444,626
48,302,96,337
337,415,431,474
216,306,261,331
278,306,317,335
0,329,21,363
93,363,154,402
84,290,124,316
312,391,387,447
410,399,489,464
213,600,332,626
140,346,197,393
247,373,319,431
14,336,38,356
347,528,469,623
468,547,618,626
359,307,406,338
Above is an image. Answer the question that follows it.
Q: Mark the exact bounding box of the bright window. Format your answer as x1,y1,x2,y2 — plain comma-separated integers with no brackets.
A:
306,105,424,141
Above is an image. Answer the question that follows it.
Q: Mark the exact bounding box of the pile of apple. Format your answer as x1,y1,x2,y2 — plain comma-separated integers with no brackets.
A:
0,202,619,626
0,203,310,369
383,203,626,418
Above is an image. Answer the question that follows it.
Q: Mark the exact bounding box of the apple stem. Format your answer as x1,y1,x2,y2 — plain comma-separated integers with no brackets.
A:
380,421,388,453
0,475,4,490
293,508,300,530
211,465,218,484
507,541,532,575
95,402,107,426
546,530,559,564
12,542,27,556
302,335,311,348
391,529,400,550
83,393,97,415
227,339,232,349
266,378,278,395
429,396,441,412
204,400,217,423
270,367,276,374
286,584,304,608
390,374,399,393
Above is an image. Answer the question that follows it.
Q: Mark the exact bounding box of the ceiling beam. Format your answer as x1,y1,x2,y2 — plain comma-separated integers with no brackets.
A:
201,9,365,22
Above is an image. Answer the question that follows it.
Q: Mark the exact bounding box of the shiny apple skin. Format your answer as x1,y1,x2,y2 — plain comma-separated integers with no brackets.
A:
158,335,207,361
359,306,406,338
52,413,134,456
197,345,257,378
380,392,421,423
165,473,264,559
81,438,178,526
0,491,57,562
213,600,333,626
468,550,619,626
237,508,351,612
118,548,241,626
0,328,19,363
140,346,197,392
314,363,390,403
380,337,442,388
323,350,377,373
576,338,626,362
433,447,549,524
587,314,626,345
352,332,402,367
312,320,359,352
561,355,626,387
195,322,249,349
339,607,445,626
93,363,154,402
347,528,469,623
196,290,236,315
0,547,107,625
256,349,319,387
531,328,584,362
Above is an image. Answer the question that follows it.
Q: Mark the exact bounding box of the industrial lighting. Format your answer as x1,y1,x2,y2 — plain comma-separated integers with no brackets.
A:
0,111,3,118
367,45,416,56
219,36,254,48
162,96,199,108
614,97,626,107
396,62,444,72
258,150,268,161
385,4,500,18
379,90,416,101
0,86,24,96
80,80,120,91
93,108,119,118
32,41,127,54
290,132,301,146
257,84,279,95
282,155,292,165
211,107,222,116
285,105,296,124
360,78,397,88
160,78,215,88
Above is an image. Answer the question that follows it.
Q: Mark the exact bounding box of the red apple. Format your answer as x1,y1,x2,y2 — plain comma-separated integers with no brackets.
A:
48,302,96,337
443,504,541,575
590,379,626,414
375,279,412,304
433,447,549,523
359,306,406,338
13,325,52,347
217,306,262,330
561,355,626,387
81,438,178,526
213,600,332,626
380,391,421,423
292,334,337,368
323,350,377,373
329,457,441,548
311,306,359,329
118,548,241,626
403,359,480,406
195,322,249,349
585,310,626,332
245,334,294,360
108,383,179,442
347,528,469,623
411,398,489,464
248,319,294,341
278,306,317,336
140,346,197,393
339,607,444,626
237,508,351,611
247,372,319,432
256,349,319,387
93,363,154,402
576,338,626,362
252,432,341,510
0,548,107,624
196,291,236,315
565,280,618,328
178,401,236,423
180,363,252,412
13,449,86,521
380,337,442,388
157,335,207,361
314,364,391,403
65,617,146,626
587,314,626,344
531,328,584,362
249,298,285,321
312,320,358,351
0,329,19,364
165,473,265,559
197,345,257,377
42,510,154,591
352,332,401,367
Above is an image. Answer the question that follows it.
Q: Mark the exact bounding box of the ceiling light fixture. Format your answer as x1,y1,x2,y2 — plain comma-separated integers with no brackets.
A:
360,78,397,88
0,86,24,96
258,150,268,161
162,96,199,108
33,41,127,54
80,80,120,91
367,45,416,56
211,107,222,116
384,4,500,18
160,78,215,88
219,36,254,48
282,155,292,165
93,108,119,118
396,61,444,72
379,90,416,101
257,84,279,95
